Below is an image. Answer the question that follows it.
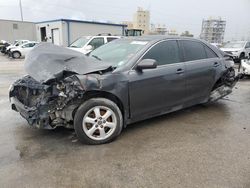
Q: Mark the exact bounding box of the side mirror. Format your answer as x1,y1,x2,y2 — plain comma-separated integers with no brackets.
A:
136,59,157,70
85,45,93,51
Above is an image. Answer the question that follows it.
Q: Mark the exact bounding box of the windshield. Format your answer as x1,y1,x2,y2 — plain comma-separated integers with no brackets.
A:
89,39,148,67
223,42,245,48
69,37,91,48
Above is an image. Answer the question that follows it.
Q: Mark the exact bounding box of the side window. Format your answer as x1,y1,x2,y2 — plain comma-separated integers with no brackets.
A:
22,43,30,48
88,37,104,50
204,46,218,58
30,43,37,47
142,40,181,66
182,41,207,61
107,37,118,43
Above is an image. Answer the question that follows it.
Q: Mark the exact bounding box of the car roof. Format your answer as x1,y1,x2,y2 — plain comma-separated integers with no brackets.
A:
228,41,248,43
120,35,207,44
20,41,38,46
80,35,120,38
124,35,203,43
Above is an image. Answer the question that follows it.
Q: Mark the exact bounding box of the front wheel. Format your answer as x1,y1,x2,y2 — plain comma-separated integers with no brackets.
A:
12,51,21,59
74,98,123,145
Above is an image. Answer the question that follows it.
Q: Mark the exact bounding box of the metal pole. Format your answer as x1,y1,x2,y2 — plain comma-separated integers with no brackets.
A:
19,0,23,21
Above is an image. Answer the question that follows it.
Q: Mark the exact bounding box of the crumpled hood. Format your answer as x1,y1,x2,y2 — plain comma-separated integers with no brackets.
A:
24,43,113,83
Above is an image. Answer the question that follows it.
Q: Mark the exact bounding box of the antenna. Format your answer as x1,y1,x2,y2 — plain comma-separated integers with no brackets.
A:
19,0,23,21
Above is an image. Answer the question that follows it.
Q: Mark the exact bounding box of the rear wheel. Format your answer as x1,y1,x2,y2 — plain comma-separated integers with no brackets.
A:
74,98,123,145
12,51,21,59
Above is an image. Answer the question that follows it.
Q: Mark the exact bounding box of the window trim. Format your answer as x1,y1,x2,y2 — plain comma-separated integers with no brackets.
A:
131,39,183,70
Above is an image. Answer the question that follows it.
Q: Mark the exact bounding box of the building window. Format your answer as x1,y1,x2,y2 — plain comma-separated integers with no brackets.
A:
13,23,18,30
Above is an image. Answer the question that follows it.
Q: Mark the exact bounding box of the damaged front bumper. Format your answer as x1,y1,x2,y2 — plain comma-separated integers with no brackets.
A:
10,97,52,129
9,75,86,129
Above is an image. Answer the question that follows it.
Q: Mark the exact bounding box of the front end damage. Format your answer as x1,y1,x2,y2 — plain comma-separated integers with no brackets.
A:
209,67,241,102
9,43,115,129
9,75,88,129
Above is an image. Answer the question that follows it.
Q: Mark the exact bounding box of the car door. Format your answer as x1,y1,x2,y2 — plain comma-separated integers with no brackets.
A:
128,40,186,121
180,40,220,103
20,43,30,56
21,43,35,56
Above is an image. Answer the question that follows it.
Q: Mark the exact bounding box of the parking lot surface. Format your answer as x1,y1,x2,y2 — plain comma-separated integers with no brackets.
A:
0,54,250,188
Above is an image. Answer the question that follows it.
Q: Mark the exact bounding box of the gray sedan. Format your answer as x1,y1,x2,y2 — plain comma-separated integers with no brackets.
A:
10,36,239,144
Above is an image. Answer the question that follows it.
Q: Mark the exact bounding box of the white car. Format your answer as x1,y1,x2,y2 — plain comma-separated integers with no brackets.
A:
241,59,250,76
68,35,120,54
220,41,250,62
10,41,39,58
6,40,29,54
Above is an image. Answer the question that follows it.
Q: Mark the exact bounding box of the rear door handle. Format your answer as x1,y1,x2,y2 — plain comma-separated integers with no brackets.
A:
213,62,219,67
176,68,184,74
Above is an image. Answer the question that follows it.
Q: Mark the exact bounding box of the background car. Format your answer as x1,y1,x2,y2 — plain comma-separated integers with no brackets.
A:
10,41,39,59
5,39,29,55
68,34,120,54
0,40,11,53
220,41,250,62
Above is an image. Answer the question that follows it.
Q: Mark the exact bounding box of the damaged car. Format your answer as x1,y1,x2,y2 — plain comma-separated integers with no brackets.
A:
9,37,240,145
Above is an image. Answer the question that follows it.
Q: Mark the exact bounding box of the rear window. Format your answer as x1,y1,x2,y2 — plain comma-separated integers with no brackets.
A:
107,37,118,43
182,40,207,61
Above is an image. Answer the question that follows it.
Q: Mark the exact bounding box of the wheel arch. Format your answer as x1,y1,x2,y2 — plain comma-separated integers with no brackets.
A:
211,67,235,91
73,90,126,124
12,50,21,57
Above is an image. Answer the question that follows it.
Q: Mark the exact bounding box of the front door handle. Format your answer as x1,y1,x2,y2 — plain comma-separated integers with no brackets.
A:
213,62,219,67
176,68,184,74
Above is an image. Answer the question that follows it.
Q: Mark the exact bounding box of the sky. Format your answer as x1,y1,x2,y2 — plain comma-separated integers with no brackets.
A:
0,0,250,41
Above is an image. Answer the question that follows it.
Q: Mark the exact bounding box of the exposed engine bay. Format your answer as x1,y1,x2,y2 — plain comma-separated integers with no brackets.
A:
10,74,87,129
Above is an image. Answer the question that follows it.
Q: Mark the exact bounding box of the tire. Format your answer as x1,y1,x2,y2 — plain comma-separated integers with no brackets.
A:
12,51,21,59
74,98,123,145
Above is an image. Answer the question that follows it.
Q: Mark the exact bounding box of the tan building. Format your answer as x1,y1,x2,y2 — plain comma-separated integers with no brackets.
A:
122,21,134,30
133,7,150,34
150,24,167,35
167,29,178,36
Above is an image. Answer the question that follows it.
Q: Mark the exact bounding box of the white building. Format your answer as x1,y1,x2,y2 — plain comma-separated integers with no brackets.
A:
36,19,127,46
0,19,36,43
200,17,226,44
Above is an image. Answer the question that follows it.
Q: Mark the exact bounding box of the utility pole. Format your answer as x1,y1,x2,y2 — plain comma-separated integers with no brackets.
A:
19,0,23,21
